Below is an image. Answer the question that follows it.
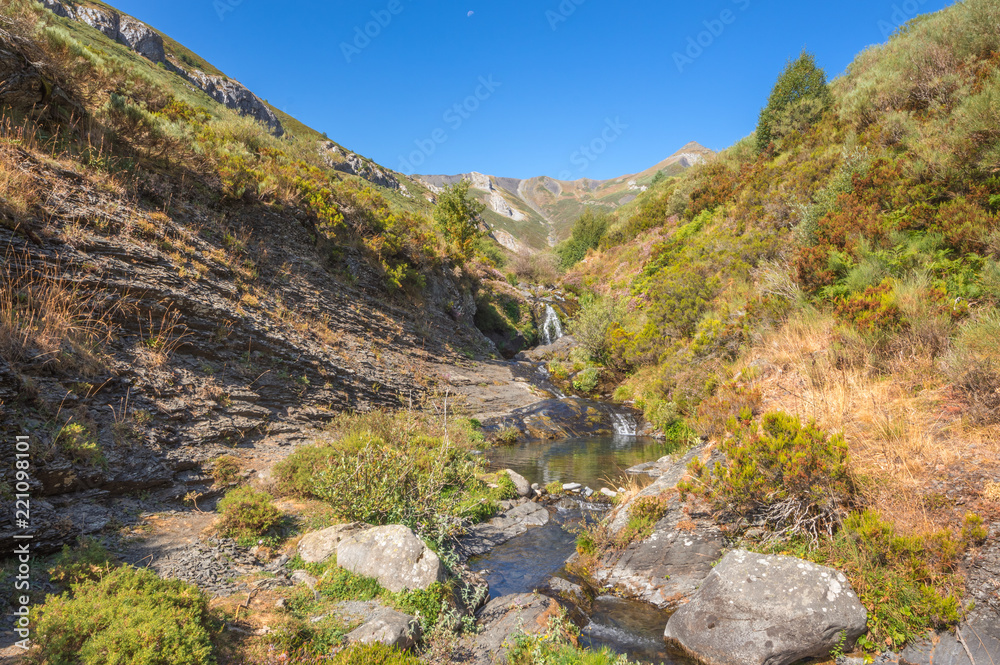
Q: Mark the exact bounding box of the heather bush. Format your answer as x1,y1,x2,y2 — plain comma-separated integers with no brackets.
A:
216,486,283,545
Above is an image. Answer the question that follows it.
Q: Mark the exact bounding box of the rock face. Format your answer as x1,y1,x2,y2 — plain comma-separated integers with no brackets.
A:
297,523,365,564
664,550,868,665
189,72,284,137
346,606,421,650
468,172,527,221
591,445,725,608
318,142,401,190
45,2,166,63
336,525,446,593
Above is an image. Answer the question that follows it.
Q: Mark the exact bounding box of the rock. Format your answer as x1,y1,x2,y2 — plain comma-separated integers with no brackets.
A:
297,523,366,564
346,606,421,650
470,594,569,663
664,550,868,665
71,4,166,63
318,142,401,190
188,72,284,136
336,525,446,593
582,487,594,498
505,469,532,498
563,483,582,492
458,501,550,560
592,445,724,608
275,598,288,609
290,570,317,587
600,488,618,498
900,614,1000,665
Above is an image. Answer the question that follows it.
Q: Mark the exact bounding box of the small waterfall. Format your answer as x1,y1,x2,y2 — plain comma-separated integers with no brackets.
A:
541,304,564,345
610,410,638,437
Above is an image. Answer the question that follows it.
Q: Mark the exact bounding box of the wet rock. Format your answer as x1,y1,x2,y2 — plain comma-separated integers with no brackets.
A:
336,525,446,593
346,606,421,650
664,550,868,665
592,445,724,608
563,482,582,492
505,469,532,498
458,501,550,561
470,593,569,664
900,614,1000,665
486,398,635,440
297,523,366,564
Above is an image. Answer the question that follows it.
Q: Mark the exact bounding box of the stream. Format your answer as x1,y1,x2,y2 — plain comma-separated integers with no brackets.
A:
473,434,695,665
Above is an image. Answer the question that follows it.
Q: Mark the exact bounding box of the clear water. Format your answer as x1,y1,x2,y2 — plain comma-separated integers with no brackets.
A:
485,435,677,491
475,435,695,664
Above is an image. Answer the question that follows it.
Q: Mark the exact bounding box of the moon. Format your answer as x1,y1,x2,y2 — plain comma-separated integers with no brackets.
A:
468,10,474,17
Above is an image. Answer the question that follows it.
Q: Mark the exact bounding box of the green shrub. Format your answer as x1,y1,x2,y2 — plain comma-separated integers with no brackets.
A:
274,445,341,497
618,494,671,544
210,454,242,485
35,566,214,665
756,51,831,153
330,643,421,665
48,538,114,586
834,280,908,337
216,486,282,545
572,367,601,394
556,208,609,269
680,412,852,538
55,421,104,466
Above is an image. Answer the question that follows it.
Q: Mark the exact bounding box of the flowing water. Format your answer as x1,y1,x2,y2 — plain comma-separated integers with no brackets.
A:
476,435,694,664
541,304,564,345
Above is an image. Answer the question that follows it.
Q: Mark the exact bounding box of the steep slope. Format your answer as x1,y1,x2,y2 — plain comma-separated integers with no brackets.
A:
417,142,713,249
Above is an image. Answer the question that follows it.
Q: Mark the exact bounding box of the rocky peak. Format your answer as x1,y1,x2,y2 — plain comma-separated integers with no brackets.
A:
43,1,166,64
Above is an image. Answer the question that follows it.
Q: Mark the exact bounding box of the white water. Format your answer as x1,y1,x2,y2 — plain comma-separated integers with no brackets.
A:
541,304,564,345
610,411,638,437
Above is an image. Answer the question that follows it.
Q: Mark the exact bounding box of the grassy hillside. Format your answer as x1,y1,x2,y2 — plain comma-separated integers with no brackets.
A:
558,0,1000,647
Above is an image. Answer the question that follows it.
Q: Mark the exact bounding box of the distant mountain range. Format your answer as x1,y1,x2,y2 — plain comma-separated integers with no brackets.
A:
415,142,714,251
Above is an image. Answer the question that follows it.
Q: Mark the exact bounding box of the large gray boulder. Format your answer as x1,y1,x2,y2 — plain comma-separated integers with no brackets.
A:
336,525,446,593
346,606,421,650
297,523,365,564
664,550,868,665
505,469,532,498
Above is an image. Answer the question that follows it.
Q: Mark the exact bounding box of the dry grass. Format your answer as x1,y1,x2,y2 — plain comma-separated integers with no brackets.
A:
737,308,990,532
0,252,116,375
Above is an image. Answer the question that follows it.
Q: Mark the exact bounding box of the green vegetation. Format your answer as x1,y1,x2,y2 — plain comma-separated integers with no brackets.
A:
211,454,242,485
273,411,514,551
54,421,104,466
506,609,636,665
680,412,852,539
755,51,831,154
216,486,283,546
433,180,486,259
35,565,214,665
556,208,609,269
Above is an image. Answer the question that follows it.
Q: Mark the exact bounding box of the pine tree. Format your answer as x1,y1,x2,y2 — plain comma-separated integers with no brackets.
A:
756,51,831,154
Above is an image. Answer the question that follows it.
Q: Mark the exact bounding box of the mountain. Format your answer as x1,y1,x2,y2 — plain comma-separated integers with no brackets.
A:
416,142,714,251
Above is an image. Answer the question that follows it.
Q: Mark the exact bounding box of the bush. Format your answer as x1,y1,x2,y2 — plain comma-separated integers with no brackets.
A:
556,209,609,269
834,280,908,337
48,538,114,586
34,566,214,665
433,180,485,259
216,486,282,545
618,494,671,544
570,295,623,364
680,412,852,539
756,51,831,153
55,421,104,466
211,454,242,485
572,367,601,394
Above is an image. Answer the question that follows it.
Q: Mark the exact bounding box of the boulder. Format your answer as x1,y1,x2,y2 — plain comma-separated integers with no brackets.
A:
346,606,421,650
336,525,446,593
505,469,532,498
297,523,366,564
469,593,568,663
664,550,868,665
900,613,1000,665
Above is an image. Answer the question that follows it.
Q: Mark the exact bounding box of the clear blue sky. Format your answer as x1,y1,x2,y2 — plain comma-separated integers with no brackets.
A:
110,0,953,179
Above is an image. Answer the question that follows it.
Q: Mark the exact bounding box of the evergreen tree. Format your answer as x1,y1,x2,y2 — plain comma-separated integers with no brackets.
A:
756,51,831,154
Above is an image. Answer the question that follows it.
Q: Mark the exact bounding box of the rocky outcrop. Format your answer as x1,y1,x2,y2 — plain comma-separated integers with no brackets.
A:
336,525,446,593
588,445,725,608
188,71,283,137
318,142,401,190
458,499,550,561
469,172,527,221
44,1,166,63
297,523,366,564
486,398,632,440
664,550,868,665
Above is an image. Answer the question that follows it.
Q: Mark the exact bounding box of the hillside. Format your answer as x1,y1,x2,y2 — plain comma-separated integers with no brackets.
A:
417,142,714,250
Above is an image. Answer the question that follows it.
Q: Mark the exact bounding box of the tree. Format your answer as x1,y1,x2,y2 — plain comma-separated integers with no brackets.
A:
755,51,831,154
555,208,610,269
651,170,667,186
433,180,486,259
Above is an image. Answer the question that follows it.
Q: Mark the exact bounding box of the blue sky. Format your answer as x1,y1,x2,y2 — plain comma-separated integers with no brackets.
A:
110,0,953,179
